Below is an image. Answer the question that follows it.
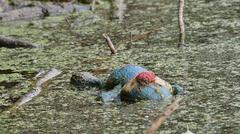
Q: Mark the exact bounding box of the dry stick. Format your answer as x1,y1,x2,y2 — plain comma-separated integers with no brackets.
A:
0,36,40,48
103,33,117,54
146,98,183,134
178,0,185,47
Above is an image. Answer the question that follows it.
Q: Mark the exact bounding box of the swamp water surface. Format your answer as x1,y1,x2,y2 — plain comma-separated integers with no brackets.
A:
0,0,240,133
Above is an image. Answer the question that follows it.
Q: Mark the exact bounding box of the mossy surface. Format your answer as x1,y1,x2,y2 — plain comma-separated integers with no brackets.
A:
0,0,240,133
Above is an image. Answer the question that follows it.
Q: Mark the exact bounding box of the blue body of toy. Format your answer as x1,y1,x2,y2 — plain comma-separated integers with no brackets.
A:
105,65,173,101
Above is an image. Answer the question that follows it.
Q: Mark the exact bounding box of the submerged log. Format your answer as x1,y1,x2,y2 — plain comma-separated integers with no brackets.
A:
0,2,91,22
0,36,40,48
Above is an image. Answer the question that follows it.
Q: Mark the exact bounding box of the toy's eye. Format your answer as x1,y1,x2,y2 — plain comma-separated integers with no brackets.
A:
137,87,141,91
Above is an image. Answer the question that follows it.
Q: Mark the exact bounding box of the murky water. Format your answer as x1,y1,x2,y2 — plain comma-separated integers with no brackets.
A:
0,0,240,133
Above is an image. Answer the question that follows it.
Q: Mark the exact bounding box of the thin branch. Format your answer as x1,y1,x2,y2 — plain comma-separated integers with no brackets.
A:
103,33,117,54
178,0,185,47
146,98,183,134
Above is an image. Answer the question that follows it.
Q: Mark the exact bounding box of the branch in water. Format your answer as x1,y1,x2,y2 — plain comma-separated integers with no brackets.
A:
178,0,185,47
0,36,41,49
103,33,117,54
18,68,61,106
146,98,183,134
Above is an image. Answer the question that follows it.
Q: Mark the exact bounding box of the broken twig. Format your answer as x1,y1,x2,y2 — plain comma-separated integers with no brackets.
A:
146,98,183,134
0,36,40,48
103,33,117,54
178,0,185,47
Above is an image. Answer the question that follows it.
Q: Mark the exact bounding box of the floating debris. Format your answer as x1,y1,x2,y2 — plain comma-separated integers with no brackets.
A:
18,68,61,106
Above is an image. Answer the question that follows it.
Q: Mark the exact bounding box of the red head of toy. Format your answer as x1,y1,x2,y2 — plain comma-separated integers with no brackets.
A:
136,71,156,86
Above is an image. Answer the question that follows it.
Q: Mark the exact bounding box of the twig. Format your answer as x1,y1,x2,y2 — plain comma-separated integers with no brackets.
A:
0,36,40,48
103,33,117,54
178,0,185,47
146,98,183,134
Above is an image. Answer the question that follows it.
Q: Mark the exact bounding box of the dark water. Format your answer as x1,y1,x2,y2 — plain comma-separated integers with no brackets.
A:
0,0,239,133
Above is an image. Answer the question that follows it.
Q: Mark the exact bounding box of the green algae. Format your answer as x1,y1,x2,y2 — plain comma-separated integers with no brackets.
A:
0,0,240,133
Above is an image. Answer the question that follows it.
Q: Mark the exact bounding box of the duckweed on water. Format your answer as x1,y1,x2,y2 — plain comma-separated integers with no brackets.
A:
0,0,240,133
